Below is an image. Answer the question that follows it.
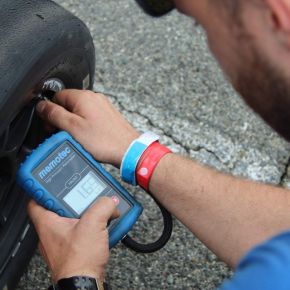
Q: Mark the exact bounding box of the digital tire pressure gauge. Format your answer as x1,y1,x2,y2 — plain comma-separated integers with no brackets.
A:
16,131,142,248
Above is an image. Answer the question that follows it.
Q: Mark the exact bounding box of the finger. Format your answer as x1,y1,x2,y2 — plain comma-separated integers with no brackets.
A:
108,209,121,227
111,208,121,220
36,100,84,134
81,196,119,228
53,89,98,116
53,89,85,112
44,122,56,133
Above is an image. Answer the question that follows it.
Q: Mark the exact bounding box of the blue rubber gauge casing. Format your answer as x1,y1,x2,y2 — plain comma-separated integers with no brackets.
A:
16,131,143,248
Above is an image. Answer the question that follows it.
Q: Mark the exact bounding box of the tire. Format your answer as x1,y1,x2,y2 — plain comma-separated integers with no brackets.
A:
0,1,95,289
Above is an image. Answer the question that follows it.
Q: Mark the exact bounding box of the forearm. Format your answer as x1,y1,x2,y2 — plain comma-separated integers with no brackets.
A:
36,91,290,269
150,153,290,267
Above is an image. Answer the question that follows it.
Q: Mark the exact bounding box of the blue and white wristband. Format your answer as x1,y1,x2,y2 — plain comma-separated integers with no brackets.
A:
120,132,159,185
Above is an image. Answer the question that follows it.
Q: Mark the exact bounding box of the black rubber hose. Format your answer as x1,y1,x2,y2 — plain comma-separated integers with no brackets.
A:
122,195,173,253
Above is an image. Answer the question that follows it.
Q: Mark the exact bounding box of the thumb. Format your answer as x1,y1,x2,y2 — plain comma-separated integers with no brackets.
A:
80,196,119,229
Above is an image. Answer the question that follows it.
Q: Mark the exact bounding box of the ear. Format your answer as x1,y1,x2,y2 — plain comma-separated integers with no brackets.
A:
266,0,290,31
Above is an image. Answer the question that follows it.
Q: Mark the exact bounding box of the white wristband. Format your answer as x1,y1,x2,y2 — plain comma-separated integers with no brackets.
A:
120,132,159,185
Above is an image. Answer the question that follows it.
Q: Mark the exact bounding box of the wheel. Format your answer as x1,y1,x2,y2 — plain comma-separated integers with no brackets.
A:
0,1,95,289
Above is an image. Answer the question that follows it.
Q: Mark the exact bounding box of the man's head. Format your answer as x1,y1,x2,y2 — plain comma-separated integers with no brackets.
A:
197,0,290,141
137,0,290,141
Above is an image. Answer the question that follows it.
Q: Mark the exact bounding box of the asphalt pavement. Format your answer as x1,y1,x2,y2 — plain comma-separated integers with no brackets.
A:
17,0,290,289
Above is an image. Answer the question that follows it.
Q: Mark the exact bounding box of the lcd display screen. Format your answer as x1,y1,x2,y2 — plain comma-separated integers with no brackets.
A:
63,171,106,215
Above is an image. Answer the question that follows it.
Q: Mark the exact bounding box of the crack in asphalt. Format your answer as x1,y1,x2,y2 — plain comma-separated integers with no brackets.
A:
94,85,290,183
108,92,190,152
93,85,225,165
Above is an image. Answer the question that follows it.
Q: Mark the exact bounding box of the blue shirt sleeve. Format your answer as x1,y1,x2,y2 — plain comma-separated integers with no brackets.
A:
219,230,290,290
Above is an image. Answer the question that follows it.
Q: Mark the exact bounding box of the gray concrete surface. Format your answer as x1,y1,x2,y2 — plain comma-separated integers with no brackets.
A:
17,0,290,289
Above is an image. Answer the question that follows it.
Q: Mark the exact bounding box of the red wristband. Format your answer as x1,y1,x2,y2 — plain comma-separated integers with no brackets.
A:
136,141,172,191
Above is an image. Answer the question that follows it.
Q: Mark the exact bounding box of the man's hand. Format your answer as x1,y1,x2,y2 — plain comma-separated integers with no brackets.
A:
36,90,140,167
28,197,119,282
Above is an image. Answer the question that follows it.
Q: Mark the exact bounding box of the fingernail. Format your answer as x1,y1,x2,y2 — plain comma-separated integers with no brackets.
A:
36,101,46,113
111,196,119,205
